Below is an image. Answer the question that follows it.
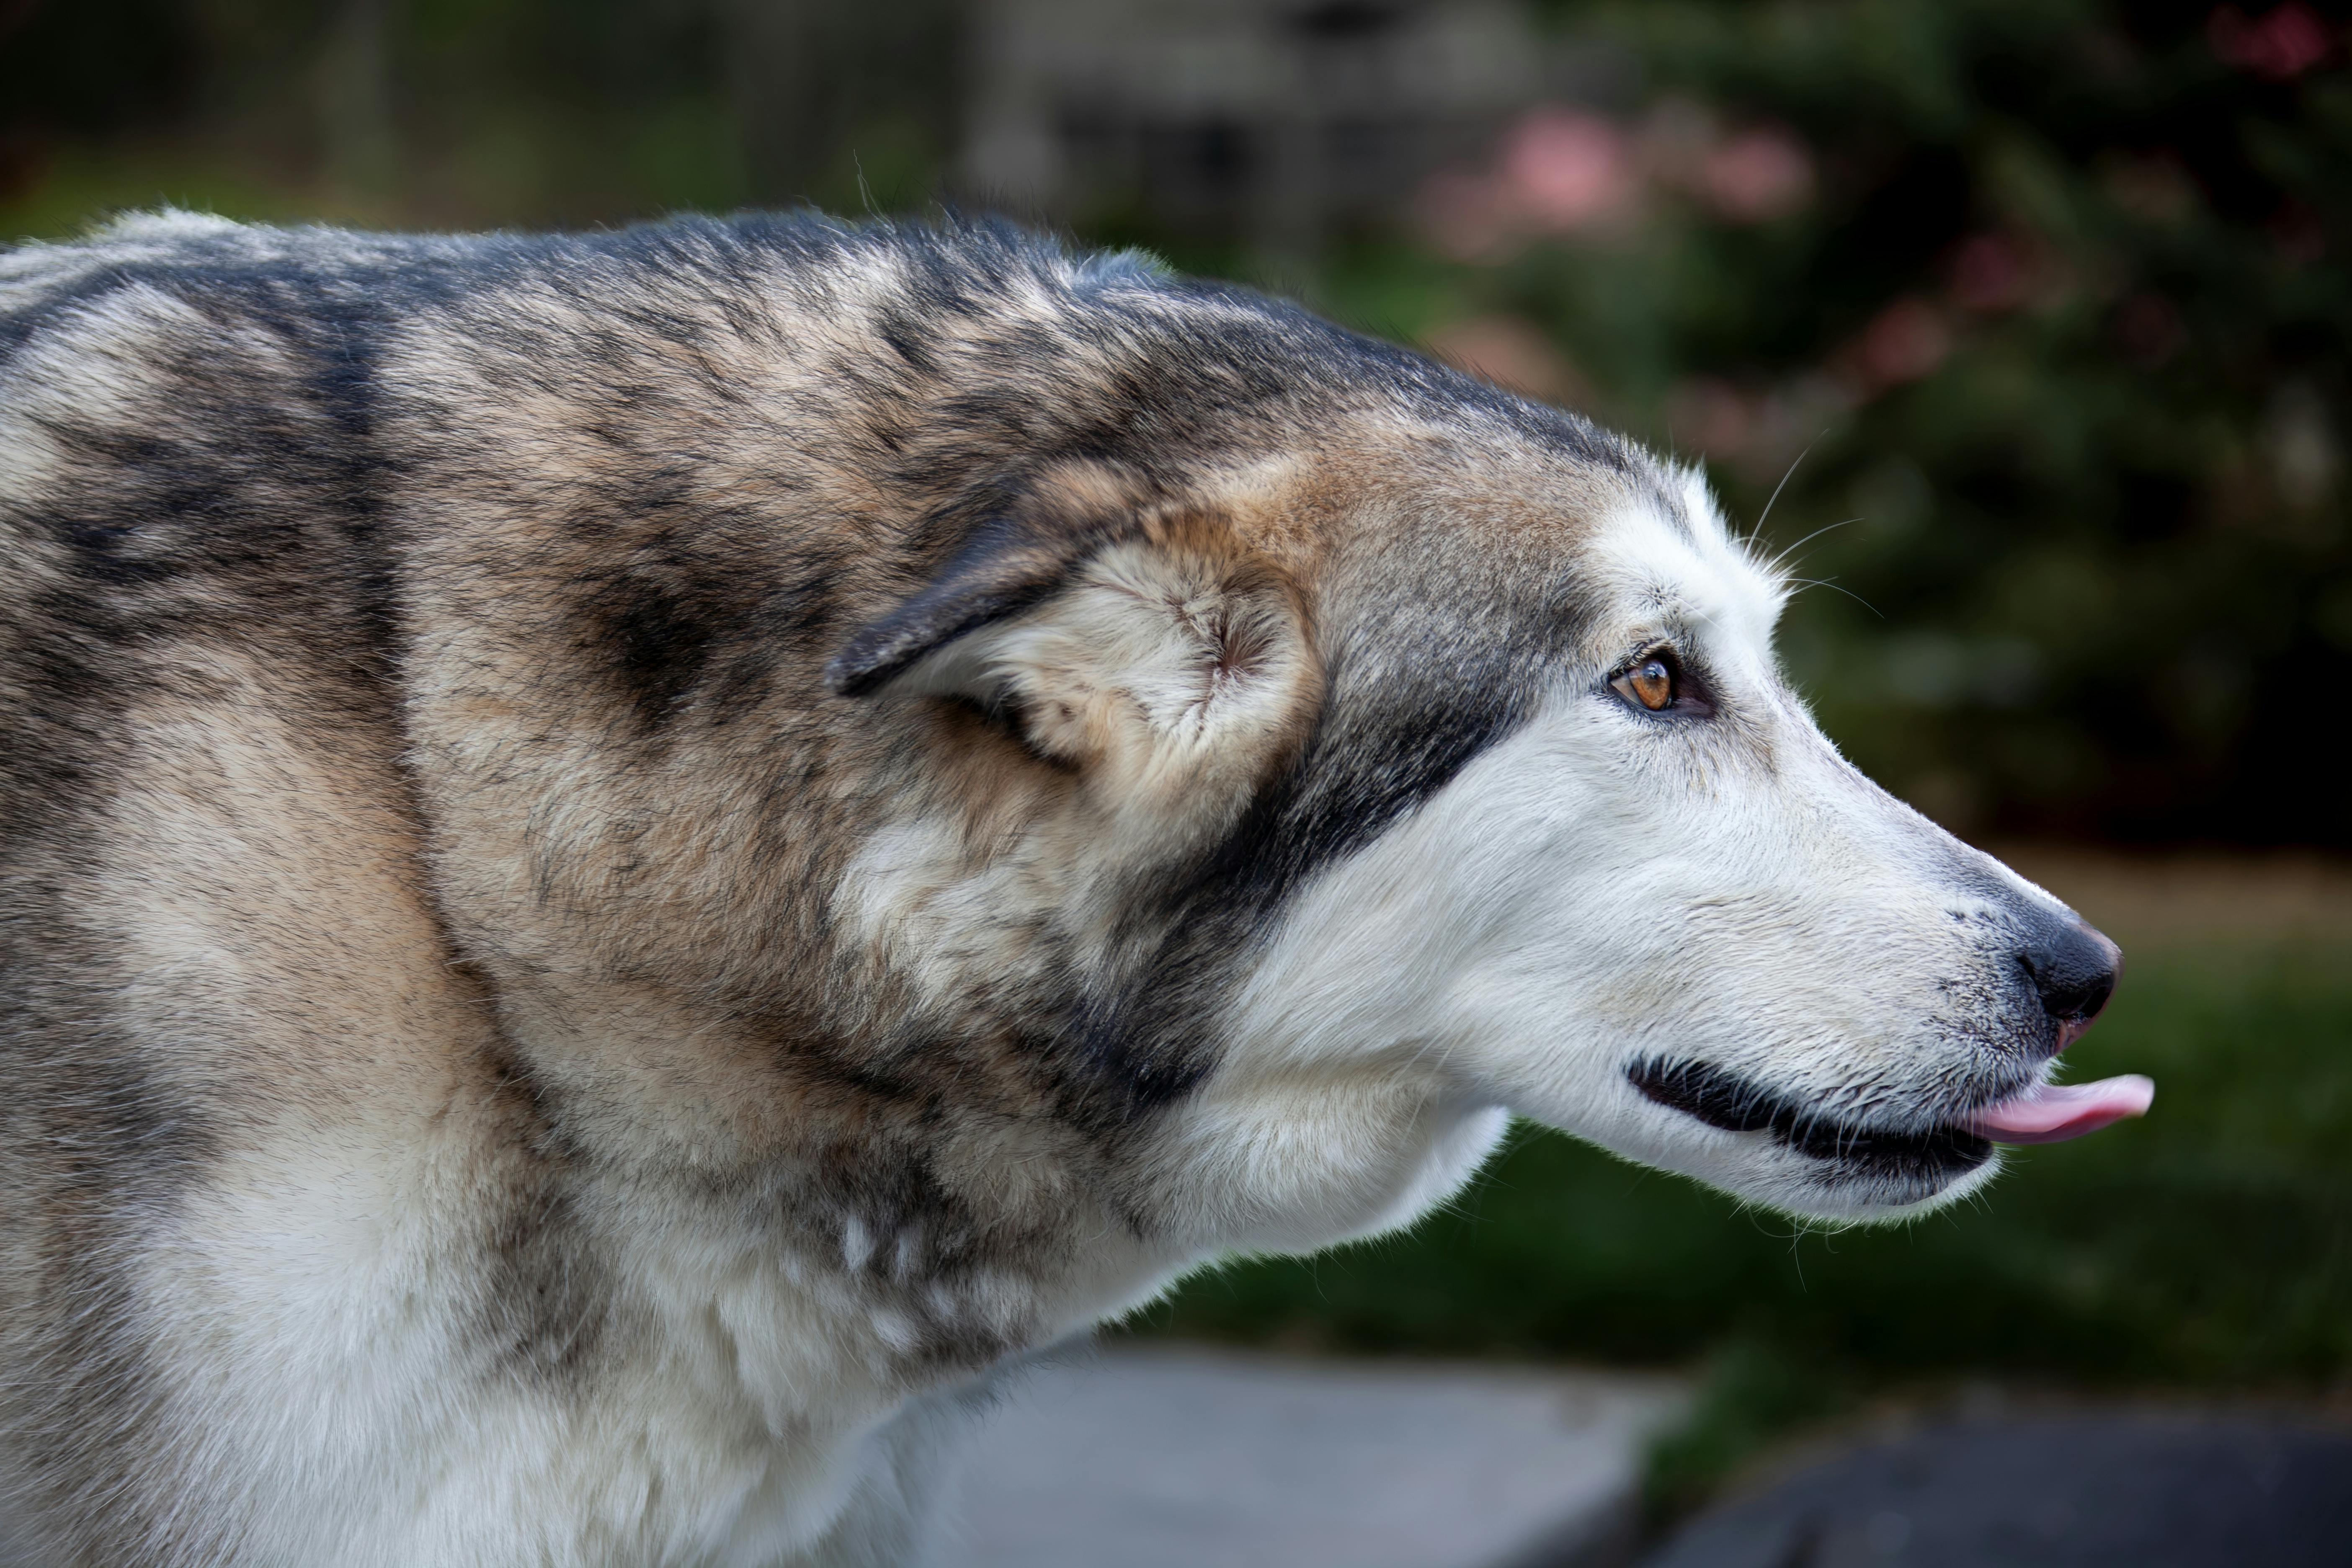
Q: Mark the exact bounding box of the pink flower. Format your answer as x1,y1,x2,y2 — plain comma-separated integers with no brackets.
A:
1699,129,1815,222
1948,233,2036,313
2210,3,2335,80
1847,299,1950,392
1497,110,1635,231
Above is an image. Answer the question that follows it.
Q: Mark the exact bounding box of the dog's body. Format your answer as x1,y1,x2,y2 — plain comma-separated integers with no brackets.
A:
0,211,2122,1566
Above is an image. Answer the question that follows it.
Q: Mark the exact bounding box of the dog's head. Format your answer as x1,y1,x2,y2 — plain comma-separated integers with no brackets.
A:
823,282,2140,1234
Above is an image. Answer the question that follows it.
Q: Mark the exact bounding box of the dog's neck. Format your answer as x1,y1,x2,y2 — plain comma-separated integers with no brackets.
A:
407,956,1181,1563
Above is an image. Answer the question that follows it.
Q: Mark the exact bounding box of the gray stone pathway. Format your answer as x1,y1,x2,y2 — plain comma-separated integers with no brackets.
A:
942,1344,1686,1568
1640,1409,2352,1568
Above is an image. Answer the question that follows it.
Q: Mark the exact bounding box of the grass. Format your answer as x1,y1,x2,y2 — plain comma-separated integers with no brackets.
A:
1122,887,2352,1514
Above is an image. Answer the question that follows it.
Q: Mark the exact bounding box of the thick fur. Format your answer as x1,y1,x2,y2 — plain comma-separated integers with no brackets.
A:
0,211,2106,1567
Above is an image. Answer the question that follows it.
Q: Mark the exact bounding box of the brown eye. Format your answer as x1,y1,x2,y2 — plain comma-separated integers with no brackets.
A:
1613,657,1675,712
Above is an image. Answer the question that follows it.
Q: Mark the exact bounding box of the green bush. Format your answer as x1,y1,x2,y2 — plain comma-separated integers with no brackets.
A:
1394,1,2352,847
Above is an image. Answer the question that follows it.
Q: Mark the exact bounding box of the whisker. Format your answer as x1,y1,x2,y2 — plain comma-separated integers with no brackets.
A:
1784,576,1883,617
1763,516,1865,578
1747,437,1821,552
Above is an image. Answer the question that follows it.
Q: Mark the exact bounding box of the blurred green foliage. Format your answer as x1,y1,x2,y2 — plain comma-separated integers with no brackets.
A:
2,0,2346,847
1541,0,2352,850
0,0,957,230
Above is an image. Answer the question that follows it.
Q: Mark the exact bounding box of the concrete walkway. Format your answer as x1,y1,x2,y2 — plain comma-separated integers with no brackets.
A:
942,1344,1686,1568
1641,1409,2352,1568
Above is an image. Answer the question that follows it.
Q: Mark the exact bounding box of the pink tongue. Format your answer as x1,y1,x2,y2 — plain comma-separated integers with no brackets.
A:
1964,1075,2155,1145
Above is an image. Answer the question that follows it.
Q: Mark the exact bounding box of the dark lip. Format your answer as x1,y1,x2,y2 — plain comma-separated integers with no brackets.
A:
1628,1057,1994,1188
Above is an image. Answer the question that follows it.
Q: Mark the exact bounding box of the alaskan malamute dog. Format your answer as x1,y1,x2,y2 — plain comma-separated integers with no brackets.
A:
0,211,2146,1566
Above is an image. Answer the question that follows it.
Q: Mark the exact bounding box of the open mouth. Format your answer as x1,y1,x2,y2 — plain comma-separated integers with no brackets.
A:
1629,1057,2156,1191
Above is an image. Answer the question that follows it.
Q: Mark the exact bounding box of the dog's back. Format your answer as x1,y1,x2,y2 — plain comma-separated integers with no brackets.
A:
1,212,512,1564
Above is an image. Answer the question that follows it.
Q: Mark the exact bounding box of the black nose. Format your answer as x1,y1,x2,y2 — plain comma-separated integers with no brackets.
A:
2019,917,2122,1044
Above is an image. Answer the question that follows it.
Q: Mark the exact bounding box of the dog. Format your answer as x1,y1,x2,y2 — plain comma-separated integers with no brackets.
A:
0,209,2146,1566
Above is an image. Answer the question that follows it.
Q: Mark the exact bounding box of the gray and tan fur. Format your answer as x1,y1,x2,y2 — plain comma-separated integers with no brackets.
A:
0,211,2119,1566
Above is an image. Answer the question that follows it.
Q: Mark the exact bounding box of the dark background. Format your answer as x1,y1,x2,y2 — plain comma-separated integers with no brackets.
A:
6,0,2347,851
6,0,2349,1520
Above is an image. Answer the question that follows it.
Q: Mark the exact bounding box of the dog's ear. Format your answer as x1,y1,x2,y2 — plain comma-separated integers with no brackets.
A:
824,463,1139,699
834,482,1318,820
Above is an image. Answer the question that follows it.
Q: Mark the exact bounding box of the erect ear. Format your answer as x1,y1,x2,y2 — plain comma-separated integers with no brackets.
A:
832,476,1320,819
